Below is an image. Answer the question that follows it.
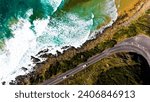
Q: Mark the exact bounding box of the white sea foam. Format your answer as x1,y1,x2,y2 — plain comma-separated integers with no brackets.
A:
0,0,118,84
0,9,93,84
88,0,118,39
41,0,63,15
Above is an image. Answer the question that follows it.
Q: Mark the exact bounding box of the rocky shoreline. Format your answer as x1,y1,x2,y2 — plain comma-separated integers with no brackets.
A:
7,0,150,85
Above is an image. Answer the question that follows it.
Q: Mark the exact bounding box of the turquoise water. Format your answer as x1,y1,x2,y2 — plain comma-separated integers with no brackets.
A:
0,0,118,83
0,0,113,41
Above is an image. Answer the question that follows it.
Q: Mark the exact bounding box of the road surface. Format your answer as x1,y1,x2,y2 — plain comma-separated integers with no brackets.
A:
41,35,150,85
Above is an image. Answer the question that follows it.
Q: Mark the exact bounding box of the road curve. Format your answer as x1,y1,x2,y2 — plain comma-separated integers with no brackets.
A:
41,35,150,85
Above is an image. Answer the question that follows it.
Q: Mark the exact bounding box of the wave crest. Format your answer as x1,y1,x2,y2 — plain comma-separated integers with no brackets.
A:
40,0,64,15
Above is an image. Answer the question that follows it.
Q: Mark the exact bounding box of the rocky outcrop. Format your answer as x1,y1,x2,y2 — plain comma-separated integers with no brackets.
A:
31,56,41,63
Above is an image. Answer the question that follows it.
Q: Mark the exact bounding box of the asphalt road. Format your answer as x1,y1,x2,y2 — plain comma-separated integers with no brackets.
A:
41,35,150,85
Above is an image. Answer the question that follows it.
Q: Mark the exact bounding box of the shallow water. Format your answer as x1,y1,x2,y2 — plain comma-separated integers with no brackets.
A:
0,0,118,84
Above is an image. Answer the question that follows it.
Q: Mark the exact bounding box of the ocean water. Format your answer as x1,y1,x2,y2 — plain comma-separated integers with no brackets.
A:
0,0,118,84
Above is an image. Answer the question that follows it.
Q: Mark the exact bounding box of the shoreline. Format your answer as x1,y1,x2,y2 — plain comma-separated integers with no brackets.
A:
88,0,118,39
0,0,118,84
7,0,150,85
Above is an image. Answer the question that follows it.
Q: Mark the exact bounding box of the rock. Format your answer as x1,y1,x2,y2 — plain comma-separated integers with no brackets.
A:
56,50,62,56
15,75,28,85
37,49,49,56
2,81,6,85
39,53,49,58
22,67,28,72
61,46,70,50
9,80,16,85
31,56,40,63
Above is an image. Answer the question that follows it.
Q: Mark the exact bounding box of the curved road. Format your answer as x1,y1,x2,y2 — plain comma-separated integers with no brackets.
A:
41,35,150,85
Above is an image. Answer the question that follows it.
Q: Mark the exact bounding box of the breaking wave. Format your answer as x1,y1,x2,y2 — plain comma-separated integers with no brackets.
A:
0,0,118,84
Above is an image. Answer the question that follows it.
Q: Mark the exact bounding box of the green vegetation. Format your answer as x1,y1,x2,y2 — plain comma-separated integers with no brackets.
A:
61,53,150,85
22,39,117,85
14,9,150,85
60,9,150,85
113,9,150,41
